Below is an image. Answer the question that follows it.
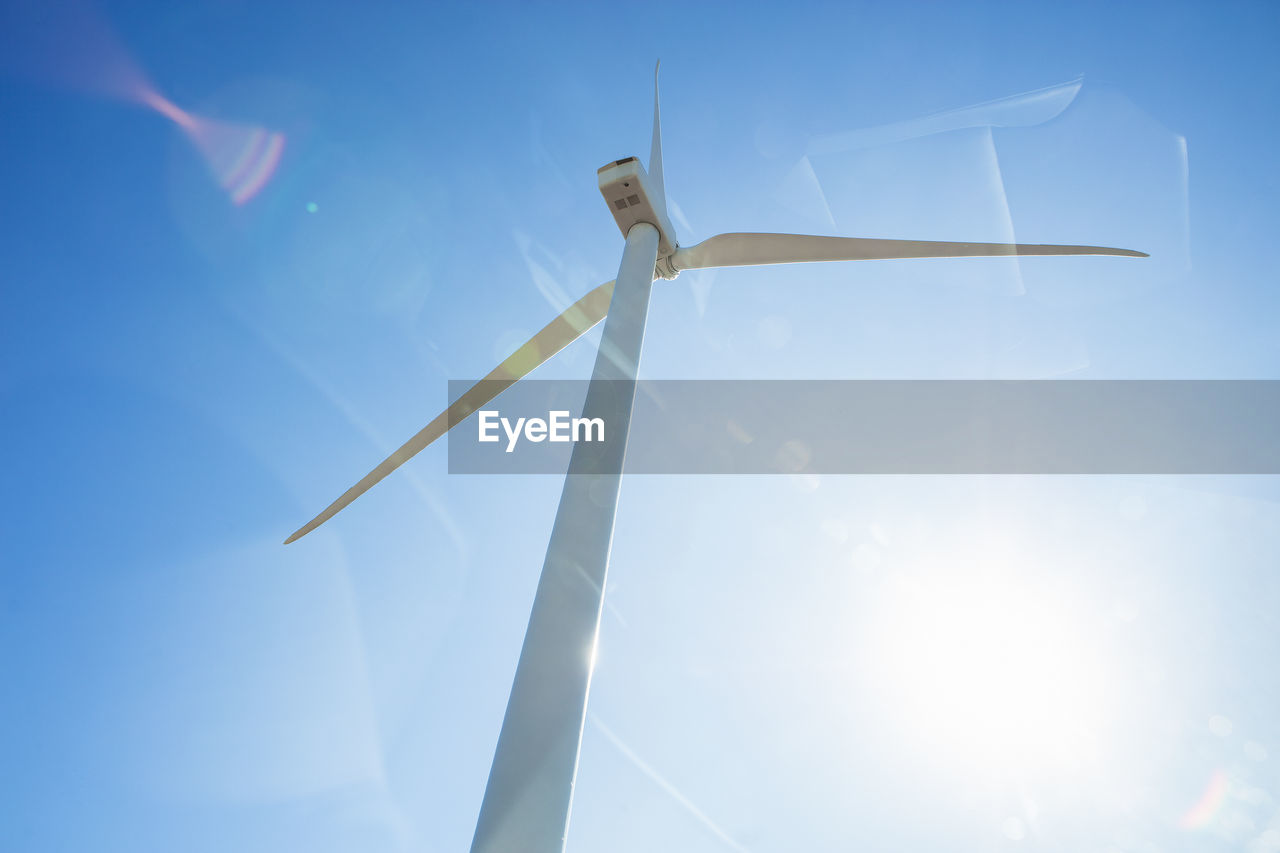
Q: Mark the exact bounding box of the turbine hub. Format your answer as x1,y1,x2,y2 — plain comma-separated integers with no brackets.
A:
654,253,679,280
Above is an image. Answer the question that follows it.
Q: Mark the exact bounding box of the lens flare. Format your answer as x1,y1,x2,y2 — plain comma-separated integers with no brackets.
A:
2,0,151,103
7,1,286,205
1179,768,1229,830
185,114,287,205
137,92,287,206
139,90,196,131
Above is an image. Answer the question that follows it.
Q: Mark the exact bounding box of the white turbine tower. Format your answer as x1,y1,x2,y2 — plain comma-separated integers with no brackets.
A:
286,64,1144,853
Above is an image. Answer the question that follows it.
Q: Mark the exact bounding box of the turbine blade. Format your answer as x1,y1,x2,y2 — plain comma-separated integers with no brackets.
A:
672,232,1147,271
649,59,666,212
284,280,616,544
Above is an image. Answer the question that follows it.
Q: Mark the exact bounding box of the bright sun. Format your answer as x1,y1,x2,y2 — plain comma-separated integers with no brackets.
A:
867,559,1110,776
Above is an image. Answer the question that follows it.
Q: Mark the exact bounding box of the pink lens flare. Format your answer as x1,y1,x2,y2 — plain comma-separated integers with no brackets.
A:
7,1,286,206
3,0,153,105
140,91,197,132
137,88,287,205
132,87,288,205
179,116,288,206
1178,768,1229,830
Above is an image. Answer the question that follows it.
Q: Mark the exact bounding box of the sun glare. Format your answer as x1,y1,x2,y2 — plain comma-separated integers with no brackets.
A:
868,557,1110,776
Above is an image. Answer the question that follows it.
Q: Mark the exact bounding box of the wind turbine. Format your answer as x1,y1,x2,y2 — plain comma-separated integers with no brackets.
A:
286,64,1144,853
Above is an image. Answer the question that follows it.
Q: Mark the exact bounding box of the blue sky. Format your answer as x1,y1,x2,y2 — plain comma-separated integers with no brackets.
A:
3,1,1280,851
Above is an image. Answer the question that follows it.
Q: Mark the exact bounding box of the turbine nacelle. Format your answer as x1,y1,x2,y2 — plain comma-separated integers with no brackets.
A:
597,156,679,276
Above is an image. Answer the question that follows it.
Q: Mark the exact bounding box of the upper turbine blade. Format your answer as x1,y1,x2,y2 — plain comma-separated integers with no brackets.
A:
672,232,1148,271
649,59,666,213
284,280,616,544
